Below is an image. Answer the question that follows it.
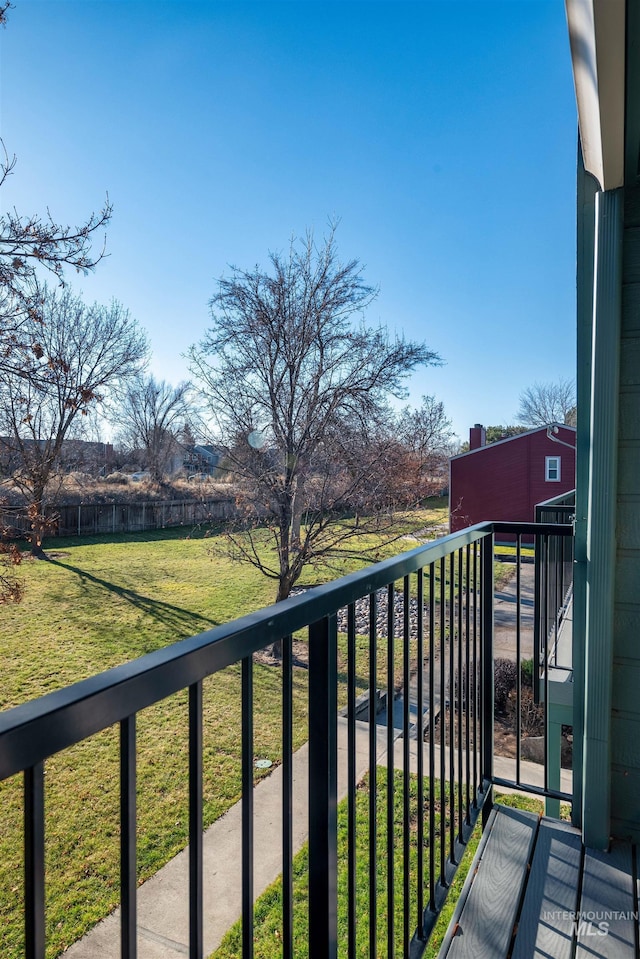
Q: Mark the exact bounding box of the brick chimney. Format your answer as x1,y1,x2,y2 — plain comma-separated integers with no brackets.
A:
469,424,486,450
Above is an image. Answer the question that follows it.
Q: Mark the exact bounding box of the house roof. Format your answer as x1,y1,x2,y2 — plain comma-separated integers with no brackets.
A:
450,423,577,462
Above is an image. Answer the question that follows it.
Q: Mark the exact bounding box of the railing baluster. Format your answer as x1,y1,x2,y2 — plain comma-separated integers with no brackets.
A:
464,544,471,824
416,569,425,938
121,715,137,959
282,634,293,959
439,556,446,887
309,614,338,959
241,656,254,959
448,551,455,863
543,536,550,796
387,582,395,959
347,605,357,959
369,592,378,959
555,529,562,667
403,575,411,957
457,549,463,844
473,543,479,803
481,534,495,821
428,563,436,912
516,536,522,786
24,762,45,959
188,684,203,959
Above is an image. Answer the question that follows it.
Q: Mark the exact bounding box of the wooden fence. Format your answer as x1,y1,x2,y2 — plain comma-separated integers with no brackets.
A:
2,498,236,539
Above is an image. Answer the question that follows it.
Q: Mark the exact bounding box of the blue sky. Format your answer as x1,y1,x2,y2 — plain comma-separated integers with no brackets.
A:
0,0,577,442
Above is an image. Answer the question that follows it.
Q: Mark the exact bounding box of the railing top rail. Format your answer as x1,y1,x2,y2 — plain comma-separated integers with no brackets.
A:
0,519,573,781
535,488,576,510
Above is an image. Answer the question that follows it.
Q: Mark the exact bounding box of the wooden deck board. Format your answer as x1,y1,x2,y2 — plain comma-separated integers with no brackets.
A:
437,805,638,959
444,806,538,959
511,817,582,959
575,842,637,958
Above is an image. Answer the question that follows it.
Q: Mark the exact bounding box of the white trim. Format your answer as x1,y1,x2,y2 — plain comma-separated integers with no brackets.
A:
545,455,561,482
565,0,625,191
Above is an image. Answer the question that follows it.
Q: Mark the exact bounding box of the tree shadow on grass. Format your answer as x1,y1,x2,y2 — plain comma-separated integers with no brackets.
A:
50,559,217,641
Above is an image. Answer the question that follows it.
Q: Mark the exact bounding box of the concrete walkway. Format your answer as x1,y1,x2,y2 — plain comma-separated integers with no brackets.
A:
493,563,535,661
65,718,390,959
65,705,568,959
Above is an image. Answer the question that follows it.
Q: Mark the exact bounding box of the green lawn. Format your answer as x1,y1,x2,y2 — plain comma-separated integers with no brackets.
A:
212,782,560,959
0,503,451,959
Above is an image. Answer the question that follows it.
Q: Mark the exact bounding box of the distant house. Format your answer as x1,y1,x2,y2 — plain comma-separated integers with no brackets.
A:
449,423,576,532
181,444,221,477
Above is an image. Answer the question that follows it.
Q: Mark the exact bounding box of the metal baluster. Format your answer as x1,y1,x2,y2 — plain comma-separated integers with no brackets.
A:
429,563,436,912
347,605,357,959
457,549,463,844
439,557,446,887
387,583,395,959
464,545,471,825
24,762,45,959
448,551,456,863
282,635,293,959
369,592,378,959
188,687,202,959
309,614,338,959
481,534,495,823
516,536,522,786
403,575,411,957
416,568,425,938
473,543,479,803
242,656,254,959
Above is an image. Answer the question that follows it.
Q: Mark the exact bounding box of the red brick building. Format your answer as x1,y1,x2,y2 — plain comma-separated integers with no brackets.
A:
449,424,576,532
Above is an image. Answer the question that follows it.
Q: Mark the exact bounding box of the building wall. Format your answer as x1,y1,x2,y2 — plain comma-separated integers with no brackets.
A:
449,427,576,531
610,182,640,839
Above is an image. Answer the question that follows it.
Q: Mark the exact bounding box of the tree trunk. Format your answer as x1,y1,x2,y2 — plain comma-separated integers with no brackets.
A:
268,575,294,660
28,498,52,560
29,517,50,560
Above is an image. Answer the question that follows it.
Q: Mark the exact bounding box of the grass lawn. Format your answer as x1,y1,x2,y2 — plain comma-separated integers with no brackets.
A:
1,502,455,959
212,785,569,959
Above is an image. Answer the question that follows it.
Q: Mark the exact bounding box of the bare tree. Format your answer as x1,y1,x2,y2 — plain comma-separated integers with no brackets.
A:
189,227,439,619
0,6,111,372
0,537,23,603
516,379,576,427
393,394,455,500
0,143,111,372
0,288,148,556
116,375,192,481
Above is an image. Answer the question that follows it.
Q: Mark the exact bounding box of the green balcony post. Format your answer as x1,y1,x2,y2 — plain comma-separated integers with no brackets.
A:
573,144,597,829
582,187,623,849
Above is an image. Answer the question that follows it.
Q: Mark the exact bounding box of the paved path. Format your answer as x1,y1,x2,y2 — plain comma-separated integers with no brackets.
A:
493,563,535,661
65,719,389,959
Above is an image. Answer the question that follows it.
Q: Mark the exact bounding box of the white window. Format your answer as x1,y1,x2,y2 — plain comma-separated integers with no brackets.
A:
545,456,561,482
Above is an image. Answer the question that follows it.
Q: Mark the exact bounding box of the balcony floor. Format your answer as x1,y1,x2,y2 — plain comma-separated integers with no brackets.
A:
438,804,638,959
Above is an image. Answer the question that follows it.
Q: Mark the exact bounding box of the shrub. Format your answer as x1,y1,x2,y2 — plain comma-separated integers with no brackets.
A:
105,472,128,484
507,686,544,737
494,658,517,714
520,657,534,688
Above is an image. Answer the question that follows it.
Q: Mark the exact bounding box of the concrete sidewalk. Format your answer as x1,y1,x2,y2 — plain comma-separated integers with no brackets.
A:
65,718,391,959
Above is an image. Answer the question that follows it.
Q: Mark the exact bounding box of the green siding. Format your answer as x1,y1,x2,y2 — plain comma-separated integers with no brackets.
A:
611,179,640,841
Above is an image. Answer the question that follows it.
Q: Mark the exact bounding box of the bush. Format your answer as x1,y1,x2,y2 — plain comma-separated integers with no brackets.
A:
507,686,544,737
494,658,517,714
520,657,534,688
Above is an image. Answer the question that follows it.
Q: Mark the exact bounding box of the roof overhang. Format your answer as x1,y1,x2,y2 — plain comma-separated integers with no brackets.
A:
565,0,626,190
